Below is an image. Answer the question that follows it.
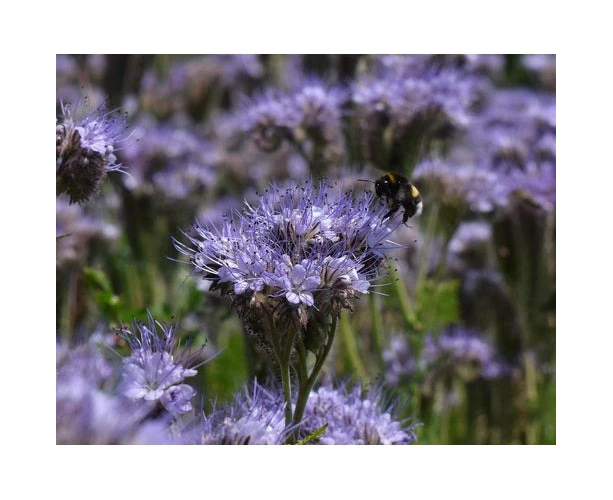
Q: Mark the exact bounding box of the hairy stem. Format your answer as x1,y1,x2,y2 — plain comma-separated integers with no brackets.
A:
287,316,338,444
264,309,294,428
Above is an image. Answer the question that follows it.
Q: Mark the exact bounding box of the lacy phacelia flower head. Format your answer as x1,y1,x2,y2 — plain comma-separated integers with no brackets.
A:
302,382,417,445
174,179,403,354
56,99,128,204
118,314,210,416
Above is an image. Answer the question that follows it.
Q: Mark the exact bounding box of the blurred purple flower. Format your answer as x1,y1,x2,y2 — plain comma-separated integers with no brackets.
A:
56,197,120,270
56,334,174,444
382,335,416,387
383,326,507,393
232,78,347,169
56,55,107,107
460,88,556,174
353,56,486,131
140,55,265,119
446,220,494,272
236,88,294,151
370,54,505,80
119,116,220,204
414,157,555,216
421,326,504,378
522,54,556,91
413,160,508,215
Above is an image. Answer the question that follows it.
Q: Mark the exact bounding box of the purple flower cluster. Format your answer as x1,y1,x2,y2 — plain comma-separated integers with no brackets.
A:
174,180,402,354
118,313,210,416
56,100,128,204
55,55,555,444
370,54,505,79
421,327,506,379
187,380,415,445
413,160,507,216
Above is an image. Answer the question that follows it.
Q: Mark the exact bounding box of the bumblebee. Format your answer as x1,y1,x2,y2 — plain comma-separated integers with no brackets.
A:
359,172,423,223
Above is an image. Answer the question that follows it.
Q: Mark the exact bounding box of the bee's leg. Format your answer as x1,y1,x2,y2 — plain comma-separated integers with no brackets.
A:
383,201,400,221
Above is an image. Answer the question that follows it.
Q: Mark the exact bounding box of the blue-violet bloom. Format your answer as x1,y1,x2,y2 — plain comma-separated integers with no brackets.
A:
119,314,211,416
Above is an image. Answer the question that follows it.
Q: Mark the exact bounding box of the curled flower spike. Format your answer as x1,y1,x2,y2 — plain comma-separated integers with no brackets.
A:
118,313,212,416
56,99,129,204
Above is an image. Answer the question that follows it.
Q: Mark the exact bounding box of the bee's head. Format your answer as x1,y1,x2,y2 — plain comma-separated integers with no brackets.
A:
376,173,398,197
374,178,386,197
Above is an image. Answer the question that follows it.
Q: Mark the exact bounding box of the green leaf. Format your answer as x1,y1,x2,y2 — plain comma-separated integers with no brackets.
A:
415,279,460,330
82,267,122,319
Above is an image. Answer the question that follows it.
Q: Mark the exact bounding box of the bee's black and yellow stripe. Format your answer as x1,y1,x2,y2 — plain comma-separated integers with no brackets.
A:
372,172,422,223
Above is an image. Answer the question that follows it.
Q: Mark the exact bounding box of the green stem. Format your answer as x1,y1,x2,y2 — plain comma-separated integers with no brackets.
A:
339,312,366,380
306,317,337,389
288,316,338,444
369,293,385,360
264,310,293,429
523,352,539,445
392,267,418,330
58,271,78,341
